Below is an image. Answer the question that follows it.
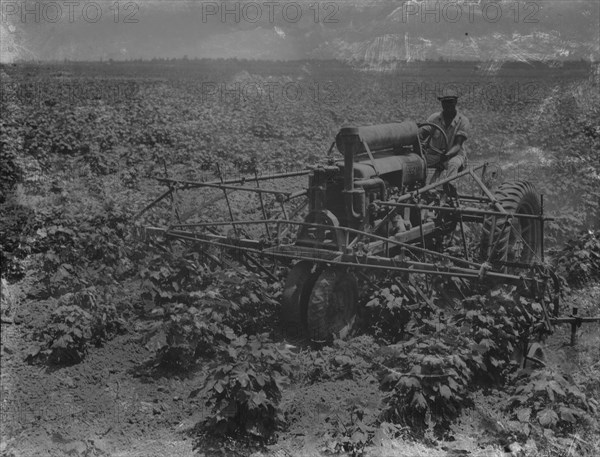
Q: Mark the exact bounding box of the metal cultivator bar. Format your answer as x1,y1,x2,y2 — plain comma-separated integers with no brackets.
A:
134,120,599,352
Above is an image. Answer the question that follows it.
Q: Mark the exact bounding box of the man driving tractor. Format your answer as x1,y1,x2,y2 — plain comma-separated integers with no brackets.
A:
420,89,470,183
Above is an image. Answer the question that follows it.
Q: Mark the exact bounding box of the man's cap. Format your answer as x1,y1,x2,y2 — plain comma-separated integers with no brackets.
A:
438,88,459,101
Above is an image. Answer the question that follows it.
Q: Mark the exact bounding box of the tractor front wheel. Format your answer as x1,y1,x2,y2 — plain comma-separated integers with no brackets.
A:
306,268,358,342
280,261,320,344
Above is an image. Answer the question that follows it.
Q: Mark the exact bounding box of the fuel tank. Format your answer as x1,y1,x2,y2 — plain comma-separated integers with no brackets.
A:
334,120,426,189
335,121,420,155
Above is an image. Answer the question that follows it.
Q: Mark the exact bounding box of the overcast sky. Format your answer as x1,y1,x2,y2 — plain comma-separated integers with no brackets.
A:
1,0,598,62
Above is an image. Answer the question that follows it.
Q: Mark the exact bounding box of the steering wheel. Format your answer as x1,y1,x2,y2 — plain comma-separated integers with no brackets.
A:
417,122,449,157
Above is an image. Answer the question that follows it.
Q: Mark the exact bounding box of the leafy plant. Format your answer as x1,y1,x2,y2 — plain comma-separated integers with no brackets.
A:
553,230,600,287
376,286,547,436
323,404,377,457
377,326,479,436
32,287,125,365
297,336,376,384
364,283,414,344
139,247,210,307
209,269,281,337
202,333,292,442
149,298,237,371
454,288,545,384
0,202,41,280
505,369,598,437
35,208,134,297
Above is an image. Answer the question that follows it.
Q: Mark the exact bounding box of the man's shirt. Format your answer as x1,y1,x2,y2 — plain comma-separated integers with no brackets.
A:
424,110,470,158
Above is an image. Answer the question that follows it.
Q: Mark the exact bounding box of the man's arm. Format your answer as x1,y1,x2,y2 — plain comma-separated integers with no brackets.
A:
444,115,469,160
444,136,465,160
419,113,439,140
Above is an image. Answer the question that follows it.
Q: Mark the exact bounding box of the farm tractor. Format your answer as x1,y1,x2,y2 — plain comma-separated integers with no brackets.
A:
136,119,595,356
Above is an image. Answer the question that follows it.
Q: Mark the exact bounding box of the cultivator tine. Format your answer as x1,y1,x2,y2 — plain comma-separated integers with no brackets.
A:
409,277,437,311
216,163,238,238
540,195,545,263
278,198,288,222
480,162,488,192
197,247,225,269
486,215,498,261
134,188,175,220
171,184,183,225
162,159,182,224
415,199,430,290
458,210,469,261
469,169,506,213
254,169,272,240
242,252,278,282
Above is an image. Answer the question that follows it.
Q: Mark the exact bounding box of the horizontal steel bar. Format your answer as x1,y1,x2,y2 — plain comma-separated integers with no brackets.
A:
155,178,292,196
162,232,266,255
395,164,486,203
365,222,436,252
551,317,600,324
339,252,523,281
264,245,342,260
376,201,554,221
265,245,524,282
166,229,263,249
166,218,482,268
133,226,167,240
287,189,308,200
263,249,522,282
461,215,485,223
155,169,311,187
145,227,539,286
147,232,483,280
456,194,493,202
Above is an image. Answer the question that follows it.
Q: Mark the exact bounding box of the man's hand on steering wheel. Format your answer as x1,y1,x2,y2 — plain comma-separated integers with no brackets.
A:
417,122,449,157
428,145,447,157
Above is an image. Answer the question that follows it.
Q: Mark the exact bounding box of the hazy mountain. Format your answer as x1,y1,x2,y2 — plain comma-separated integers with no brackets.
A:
1,0,598,66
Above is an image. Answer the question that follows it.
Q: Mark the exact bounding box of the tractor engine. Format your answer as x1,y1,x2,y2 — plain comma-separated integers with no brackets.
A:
298,121,427,248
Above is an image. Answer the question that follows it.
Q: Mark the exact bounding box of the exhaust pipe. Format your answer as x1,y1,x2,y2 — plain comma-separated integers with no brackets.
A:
337,127,360,192
336,127,365,220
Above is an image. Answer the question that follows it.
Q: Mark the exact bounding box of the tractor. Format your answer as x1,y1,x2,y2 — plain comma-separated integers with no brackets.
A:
136,119,559,348
278,120,545,341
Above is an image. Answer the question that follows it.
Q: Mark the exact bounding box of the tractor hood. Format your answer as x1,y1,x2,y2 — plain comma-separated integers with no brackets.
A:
335,121,419,155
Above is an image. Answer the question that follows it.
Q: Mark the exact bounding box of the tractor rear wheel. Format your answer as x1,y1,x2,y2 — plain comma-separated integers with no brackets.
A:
306,268,358,342
480,181,542,268
280,261,320,344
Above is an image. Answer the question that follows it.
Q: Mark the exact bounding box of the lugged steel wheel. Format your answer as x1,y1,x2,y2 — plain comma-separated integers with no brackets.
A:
280,261,320,344
480,181,542,268
306,268,358,342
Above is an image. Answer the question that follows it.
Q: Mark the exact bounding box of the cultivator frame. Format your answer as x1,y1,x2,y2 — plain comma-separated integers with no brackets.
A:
134,120,599,355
